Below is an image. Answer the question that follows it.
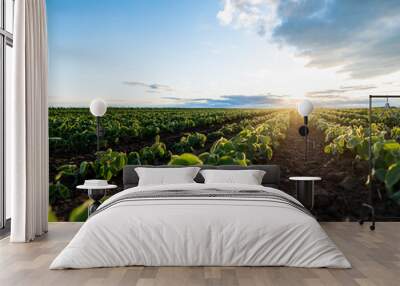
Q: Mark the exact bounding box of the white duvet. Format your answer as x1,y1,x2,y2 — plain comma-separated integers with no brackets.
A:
50,183,351,269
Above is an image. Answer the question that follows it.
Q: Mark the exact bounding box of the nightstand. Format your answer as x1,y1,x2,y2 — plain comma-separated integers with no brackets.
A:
77,184,117,215
289,177,321,210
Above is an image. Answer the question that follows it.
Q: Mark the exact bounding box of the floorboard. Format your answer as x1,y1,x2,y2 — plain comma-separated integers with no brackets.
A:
0,222,399,286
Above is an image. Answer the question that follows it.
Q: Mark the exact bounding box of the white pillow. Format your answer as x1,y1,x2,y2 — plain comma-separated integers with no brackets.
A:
200,169,266,185
135,167,200,186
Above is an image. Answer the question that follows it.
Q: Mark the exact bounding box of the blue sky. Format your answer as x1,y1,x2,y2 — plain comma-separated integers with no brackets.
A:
47,0,400,107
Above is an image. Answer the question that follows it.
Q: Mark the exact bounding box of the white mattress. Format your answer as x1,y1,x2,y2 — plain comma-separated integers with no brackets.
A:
50,183,351,269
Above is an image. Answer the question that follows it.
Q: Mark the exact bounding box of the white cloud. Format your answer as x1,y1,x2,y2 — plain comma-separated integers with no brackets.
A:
217,0,280,36
217,0,235,25
122,81,174,93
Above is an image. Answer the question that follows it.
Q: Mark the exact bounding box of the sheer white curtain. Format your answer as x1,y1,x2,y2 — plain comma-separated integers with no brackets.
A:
9,0,49,242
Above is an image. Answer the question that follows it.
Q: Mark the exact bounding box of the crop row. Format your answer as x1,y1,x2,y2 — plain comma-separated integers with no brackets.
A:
312,109,400,203
49,108,274,154
312,108,400,128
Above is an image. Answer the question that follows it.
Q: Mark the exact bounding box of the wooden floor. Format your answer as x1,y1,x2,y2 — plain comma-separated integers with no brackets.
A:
0,222,399,286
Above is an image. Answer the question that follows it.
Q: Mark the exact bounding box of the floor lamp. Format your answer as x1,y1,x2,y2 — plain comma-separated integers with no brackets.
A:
359,94,400,231
90,99,107,152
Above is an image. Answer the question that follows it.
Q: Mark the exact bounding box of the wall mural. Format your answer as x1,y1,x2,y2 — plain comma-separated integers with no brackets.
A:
47,0,400,221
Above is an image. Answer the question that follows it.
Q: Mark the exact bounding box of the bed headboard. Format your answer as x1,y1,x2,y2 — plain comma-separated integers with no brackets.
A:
123,165,280,189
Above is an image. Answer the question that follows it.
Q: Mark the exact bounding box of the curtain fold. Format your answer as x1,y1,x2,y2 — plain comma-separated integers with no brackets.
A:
9,0,49,242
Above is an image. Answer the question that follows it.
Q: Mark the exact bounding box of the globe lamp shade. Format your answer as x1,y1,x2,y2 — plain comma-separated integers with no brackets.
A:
90,99,107,117
298,99,314,117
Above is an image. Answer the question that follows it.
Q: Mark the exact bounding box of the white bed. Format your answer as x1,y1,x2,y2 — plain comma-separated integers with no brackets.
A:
50,182,351,269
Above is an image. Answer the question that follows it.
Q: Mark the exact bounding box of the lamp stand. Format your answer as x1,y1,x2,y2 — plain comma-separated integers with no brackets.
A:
304,116,308,162
96,116,100,152
298,116,310,162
